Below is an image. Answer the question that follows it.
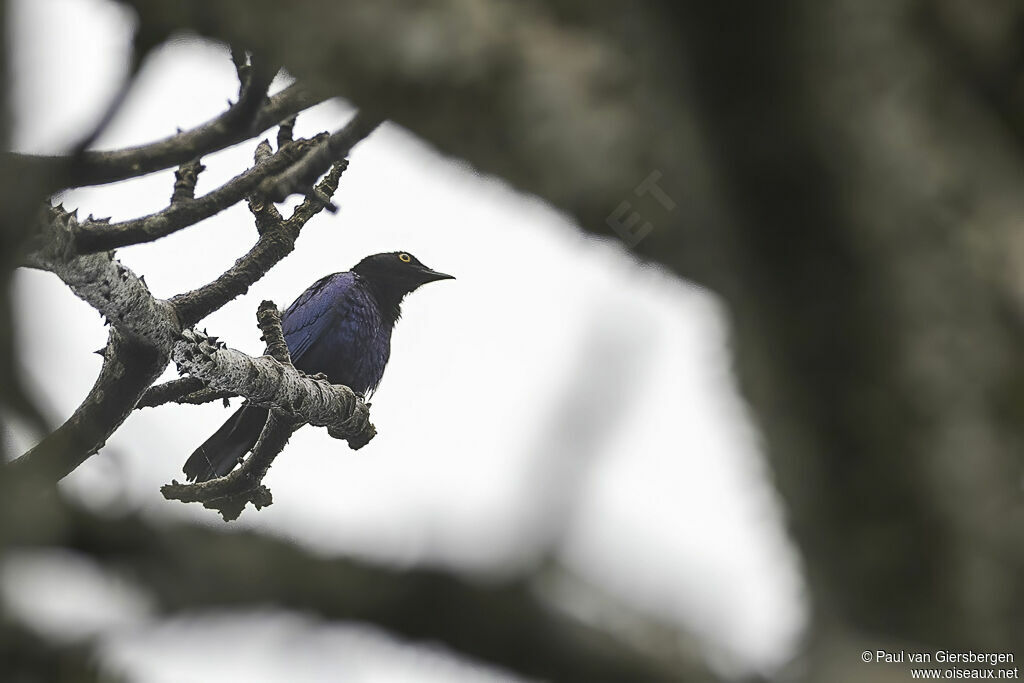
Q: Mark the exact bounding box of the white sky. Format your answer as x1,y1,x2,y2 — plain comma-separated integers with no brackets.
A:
3,0,807,680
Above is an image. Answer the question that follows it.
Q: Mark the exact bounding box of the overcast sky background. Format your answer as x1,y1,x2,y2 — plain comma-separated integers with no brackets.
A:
3,1,806,680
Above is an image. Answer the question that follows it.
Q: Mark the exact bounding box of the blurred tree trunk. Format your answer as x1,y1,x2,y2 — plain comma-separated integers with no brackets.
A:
673,2,1024,677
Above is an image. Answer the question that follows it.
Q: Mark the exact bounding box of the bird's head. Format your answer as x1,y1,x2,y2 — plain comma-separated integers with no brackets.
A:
352,251,454,302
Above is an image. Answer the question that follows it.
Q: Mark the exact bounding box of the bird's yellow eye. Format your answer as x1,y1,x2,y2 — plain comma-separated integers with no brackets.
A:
398,253,411,263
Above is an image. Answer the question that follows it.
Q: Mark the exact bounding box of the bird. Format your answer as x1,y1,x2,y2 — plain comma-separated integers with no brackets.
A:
182,251,454,482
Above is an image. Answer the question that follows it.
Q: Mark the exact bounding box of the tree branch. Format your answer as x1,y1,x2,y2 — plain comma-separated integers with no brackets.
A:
16,203,370,484
9,331,166,481
257,113,381,203
171,159,348,327
170,158,204,203
72,109,372,256
36,501,699,683
9,83,325,188
256,299,293,365
72,133,326,254
170,328,375,449
135,376,206,408
161,410,295,520
26,207,179,349
161,301,300,520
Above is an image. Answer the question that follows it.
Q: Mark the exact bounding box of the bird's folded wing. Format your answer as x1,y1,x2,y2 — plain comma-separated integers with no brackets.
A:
281,272,350,364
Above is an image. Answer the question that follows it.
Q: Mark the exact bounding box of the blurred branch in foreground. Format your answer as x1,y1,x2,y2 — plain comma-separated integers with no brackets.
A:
0,490,715,683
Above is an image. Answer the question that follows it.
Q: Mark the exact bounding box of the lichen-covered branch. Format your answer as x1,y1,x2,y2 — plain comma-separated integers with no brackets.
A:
135,376,207,408
13,145,369,484
161,410,296,520
25,207,179,349
171,329,375,449
161,302,300,520
256,300,293,365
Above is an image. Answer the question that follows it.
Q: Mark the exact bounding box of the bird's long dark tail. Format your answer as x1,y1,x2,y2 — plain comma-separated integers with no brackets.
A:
182,404,268,482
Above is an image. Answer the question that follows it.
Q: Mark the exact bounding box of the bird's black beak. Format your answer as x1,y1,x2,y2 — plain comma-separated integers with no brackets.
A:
417,267,455,284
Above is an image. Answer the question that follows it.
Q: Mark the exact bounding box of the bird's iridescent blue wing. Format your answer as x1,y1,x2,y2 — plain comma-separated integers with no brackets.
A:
280,271,388,393
281,272,351,364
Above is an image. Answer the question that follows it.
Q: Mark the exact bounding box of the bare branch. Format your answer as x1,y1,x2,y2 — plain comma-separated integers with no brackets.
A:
9,331,166,481
277,115,296,148
9,83,325,187
170,158,205,203
285,159,346,229
138,378,239,409
171,158,349,327
257,113,381,203
72,134,324,254
136,376,206,408
72,109,373,256
223,53,276,131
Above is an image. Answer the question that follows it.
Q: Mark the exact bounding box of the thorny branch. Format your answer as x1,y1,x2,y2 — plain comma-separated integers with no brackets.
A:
161,301,307,521
171,159,346,326
9,107,377,489
169,329,374,449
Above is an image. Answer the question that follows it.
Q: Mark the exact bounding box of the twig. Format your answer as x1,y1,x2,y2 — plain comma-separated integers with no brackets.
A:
161,410,296,520
277,115,296,149
223,52,277,130
256,300,292,365
136,376,205,408
171,157,349,326
170,159,205,203
72,134,325,254
257,113,382,203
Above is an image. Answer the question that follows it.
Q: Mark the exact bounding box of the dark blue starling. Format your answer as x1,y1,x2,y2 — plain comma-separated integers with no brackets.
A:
182,251,454,482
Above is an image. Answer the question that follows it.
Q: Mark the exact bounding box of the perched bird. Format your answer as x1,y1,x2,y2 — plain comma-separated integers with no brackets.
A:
183,251,454,482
